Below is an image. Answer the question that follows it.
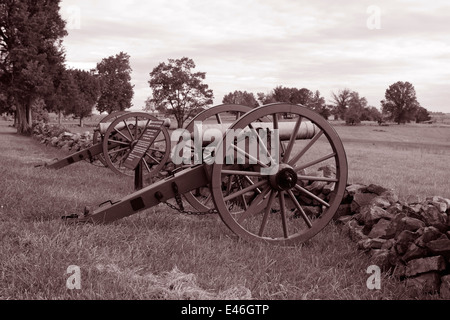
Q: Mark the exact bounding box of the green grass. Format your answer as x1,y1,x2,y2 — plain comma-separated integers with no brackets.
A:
1,119,449,300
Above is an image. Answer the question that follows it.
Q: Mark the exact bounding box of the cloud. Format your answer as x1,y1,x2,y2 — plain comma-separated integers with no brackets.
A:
60,0,450,112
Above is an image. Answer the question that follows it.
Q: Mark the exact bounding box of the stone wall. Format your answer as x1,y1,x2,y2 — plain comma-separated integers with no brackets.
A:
32,122,94,152
336,183,450,298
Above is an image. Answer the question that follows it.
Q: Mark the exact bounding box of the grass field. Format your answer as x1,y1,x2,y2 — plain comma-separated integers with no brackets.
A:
0,118,449,300
334,122,450,200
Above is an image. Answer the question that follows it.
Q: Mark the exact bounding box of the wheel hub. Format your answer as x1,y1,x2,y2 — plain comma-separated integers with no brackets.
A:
269,164,298,190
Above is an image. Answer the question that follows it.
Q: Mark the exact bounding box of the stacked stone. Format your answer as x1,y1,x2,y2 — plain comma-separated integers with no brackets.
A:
336,183,450,298
298,165,337,217
32,122,93,152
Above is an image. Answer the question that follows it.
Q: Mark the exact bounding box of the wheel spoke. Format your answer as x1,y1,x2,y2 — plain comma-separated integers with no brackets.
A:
258,190,278,236
142,159,152,173
247,123,277,166
294,184,330,207
108,139,129,146
297,175,338,182
237,176,249,210
293,152,336,172
232,144,268,168
237,186,271,223
215,113,223,124
221,170,262,176
226,174,234,195
278,191,289,238
123,120,134,139
154,137,167,143
145,151,160,164
113,128,132,142
112,149,131,166
108,146,132,155
203,193,212,205
136,118,151,141
288,130,324,166
148,147,165,152
283,116,302,162
287,190,313,228
223,179,267,202
243,175,262,194
135,116,139,139
272,113,286,159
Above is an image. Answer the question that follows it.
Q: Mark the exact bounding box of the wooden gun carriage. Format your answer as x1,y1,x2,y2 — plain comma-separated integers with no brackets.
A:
60,103,348,246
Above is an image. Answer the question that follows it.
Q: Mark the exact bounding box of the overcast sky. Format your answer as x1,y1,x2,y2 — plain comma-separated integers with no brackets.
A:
59,0,450,113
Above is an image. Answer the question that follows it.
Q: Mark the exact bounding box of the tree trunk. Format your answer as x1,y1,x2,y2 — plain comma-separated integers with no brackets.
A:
28,102,32,126
58,110,61,125
177,117,183,129
79,117,83,127
15,103,32,135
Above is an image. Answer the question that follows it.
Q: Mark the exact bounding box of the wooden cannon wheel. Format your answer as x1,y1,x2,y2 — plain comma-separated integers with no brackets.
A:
101,112,171,180
92,111,130,166
181,104,252,212
210,103,348,246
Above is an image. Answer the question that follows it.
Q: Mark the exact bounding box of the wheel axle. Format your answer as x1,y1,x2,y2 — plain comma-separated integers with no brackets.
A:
269,164,298,191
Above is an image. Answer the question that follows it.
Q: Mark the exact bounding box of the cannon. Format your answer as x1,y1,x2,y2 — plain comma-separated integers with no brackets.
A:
44,112,172,184
63,103,348,246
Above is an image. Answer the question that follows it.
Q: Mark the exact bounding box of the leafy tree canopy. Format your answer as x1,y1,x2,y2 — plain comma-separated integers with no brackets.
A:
0,0,67,134
222,90,259,108
381,81,420,124
66,69,100,126
96,51,134,114
148,57,214,128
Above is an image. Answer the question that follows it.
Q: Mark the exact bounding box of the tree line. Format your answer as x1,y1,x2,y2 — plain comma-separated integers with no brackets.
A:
145,56,431,127
1,1,431,133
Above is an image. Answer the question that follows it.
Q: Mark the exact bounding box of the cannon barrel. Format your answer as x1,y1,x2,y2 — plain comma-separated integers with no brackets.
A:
193,121,318,146
98,118,171,134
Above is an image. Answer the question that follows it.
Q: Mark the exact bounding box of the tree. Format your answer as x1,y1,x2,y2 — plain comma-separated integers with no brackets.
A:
381,81,420,124
362,106,382,122
222,90,259,108
307,90,330,119
0,0,67,134
293,88,314,106
344,91,368,125
330,88,352,120
345,107,361,125
0,92,9,114
415,106,431,123
263,86,314,105
272,86,294,103
148,57,214,128
46,65,79,124
257,91,276,105
96,52,134,114
66,69,99,127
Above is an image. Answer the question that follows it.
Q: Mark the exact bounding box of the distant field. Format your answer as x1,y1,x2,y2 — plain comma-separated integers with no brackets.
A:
431,112,450,125
331,121,450,200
